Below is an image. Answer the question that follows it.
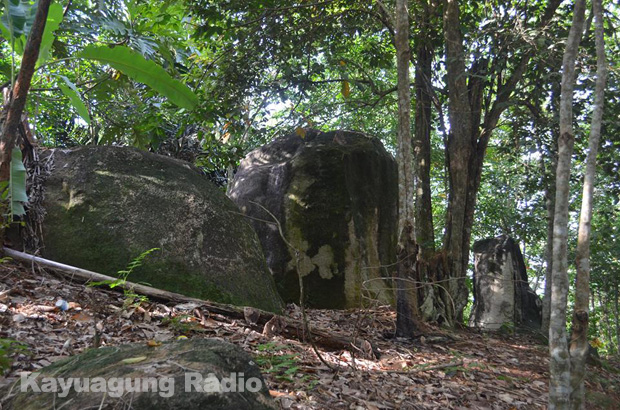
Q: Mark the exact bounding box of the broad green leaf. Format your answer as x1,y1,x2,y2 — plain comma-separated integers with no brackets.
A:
0,0,37,54
59,77,91,125
37,3,64,65
9,147,27,217
78,45,199,110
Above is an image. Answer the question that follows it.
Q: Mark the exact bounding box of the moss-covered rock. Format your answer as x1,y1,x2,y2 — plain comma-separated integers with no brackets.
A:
229,130,398,308
38,146,283,312
0,338,276,410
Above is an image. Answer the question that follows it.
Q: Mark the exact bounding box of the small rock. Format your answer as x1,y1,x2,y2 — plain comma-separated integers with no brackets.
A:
12,313,26,322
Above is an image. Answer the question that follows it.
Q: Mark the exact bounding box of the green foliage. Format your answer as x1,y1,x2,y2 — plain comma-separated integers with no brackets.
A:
0,338,28,375
253,342,304,383
499,321,516,335
162,314,203,334
89,247,159,308
0,0,616,348
58,76,90,125
0,0,37,52
37,3,64,65
78,45,199,110
0,147,28,222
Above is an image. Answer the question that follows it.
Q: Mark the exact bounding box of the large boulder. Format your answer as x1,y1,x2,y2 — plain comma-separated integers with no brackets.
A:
1,338,276,410
36,146,283,312
469,235,542,330
228,129,398,308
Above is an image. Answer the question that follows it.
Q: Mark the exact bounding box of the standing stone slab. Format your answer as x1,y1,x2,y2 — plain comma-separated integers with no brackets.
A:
38,146,283,312
470,235,542,330
229,129,398,308
0,338,276,410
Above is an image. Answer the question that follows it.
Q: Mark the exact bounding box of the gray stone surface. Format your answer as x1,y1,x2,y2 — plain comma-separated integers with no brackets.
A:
470,235,542,330
1,338,276,410
229,129,398,308
38,146,283,312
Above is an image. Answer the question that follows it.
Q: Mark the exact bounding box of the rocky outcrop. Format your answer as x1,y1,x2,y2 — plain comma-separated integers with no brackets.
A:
470,235,542,330
229,129,398,308
1,338,276,410
37,146,283,312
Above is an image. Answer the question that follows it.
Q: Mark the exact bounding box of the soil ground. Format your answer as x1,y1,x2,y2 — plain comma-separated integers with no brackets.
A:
0,259,618,409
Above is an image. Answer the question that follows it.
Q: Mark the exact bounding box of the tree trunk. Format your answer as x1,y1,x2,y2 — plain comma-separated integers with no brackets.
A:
548,0,586,407
442,0,475,325
412,0,446,324
541,145,556,335
395,0,414,239
615,283,619,355
0,0,52,181
541,76,562,336
441,0,562,325
602,290,614,354
394,0,420,337
413,0,435,257
569,1,607,407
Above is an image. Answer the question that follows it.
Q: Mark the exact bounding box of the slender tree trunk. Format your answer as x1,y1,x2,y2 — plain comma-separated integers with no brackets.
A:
541,73,561,336
615,283,619,355
413,0,443,323
569,1,607,407
0,0,52,181
541,77,561,335
548,0,586,408
413,0,435,256
442,0,474,325
603,290,614,353
395,3,415,239
394,0,420,337
541,147,557,335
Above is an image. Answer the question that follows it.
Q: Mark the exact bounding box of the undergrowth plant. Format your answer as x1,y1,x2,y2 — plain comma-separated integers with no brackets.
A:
90,248,160,308
162,314,203,335
253,342,317,388
0,339,29,375
254,342,301,383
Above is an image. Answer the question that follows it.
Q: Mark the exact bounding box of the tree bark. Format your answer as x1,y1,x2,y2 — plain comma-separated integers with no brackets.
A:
442,0,473,325
413,0,435,257
541,79,561,336
541,143,557,335
412,0,445,324
548,0,586,407
395,0,414,239
569,1,607,407
0,0,52,180
615,283,619,354
441,0,562,324
394,0,420,337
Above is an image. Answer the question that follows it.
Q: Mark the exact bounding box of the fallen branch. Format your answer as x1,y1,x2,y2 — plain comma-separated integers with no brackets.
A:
2,247,368,353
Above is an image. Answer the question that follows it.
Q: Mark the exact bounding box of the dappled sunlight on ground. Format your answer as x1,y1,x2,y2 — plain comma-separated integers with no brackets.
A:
0,260,618,409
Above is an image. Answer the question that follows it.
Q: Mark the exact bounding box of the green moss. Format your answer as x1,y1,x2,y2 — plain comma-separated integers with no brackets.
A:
274,135,398,308
39,147,283,313
4,339,276,410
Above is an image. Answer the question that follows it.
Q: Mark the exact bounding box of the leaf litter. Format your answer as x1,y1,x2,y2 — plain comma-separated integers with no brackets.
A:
0,259,618,409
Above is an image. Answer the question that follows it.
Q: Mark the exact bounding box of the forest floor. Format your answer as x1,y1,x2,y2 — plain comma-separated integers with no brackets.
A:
0,259,619,409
